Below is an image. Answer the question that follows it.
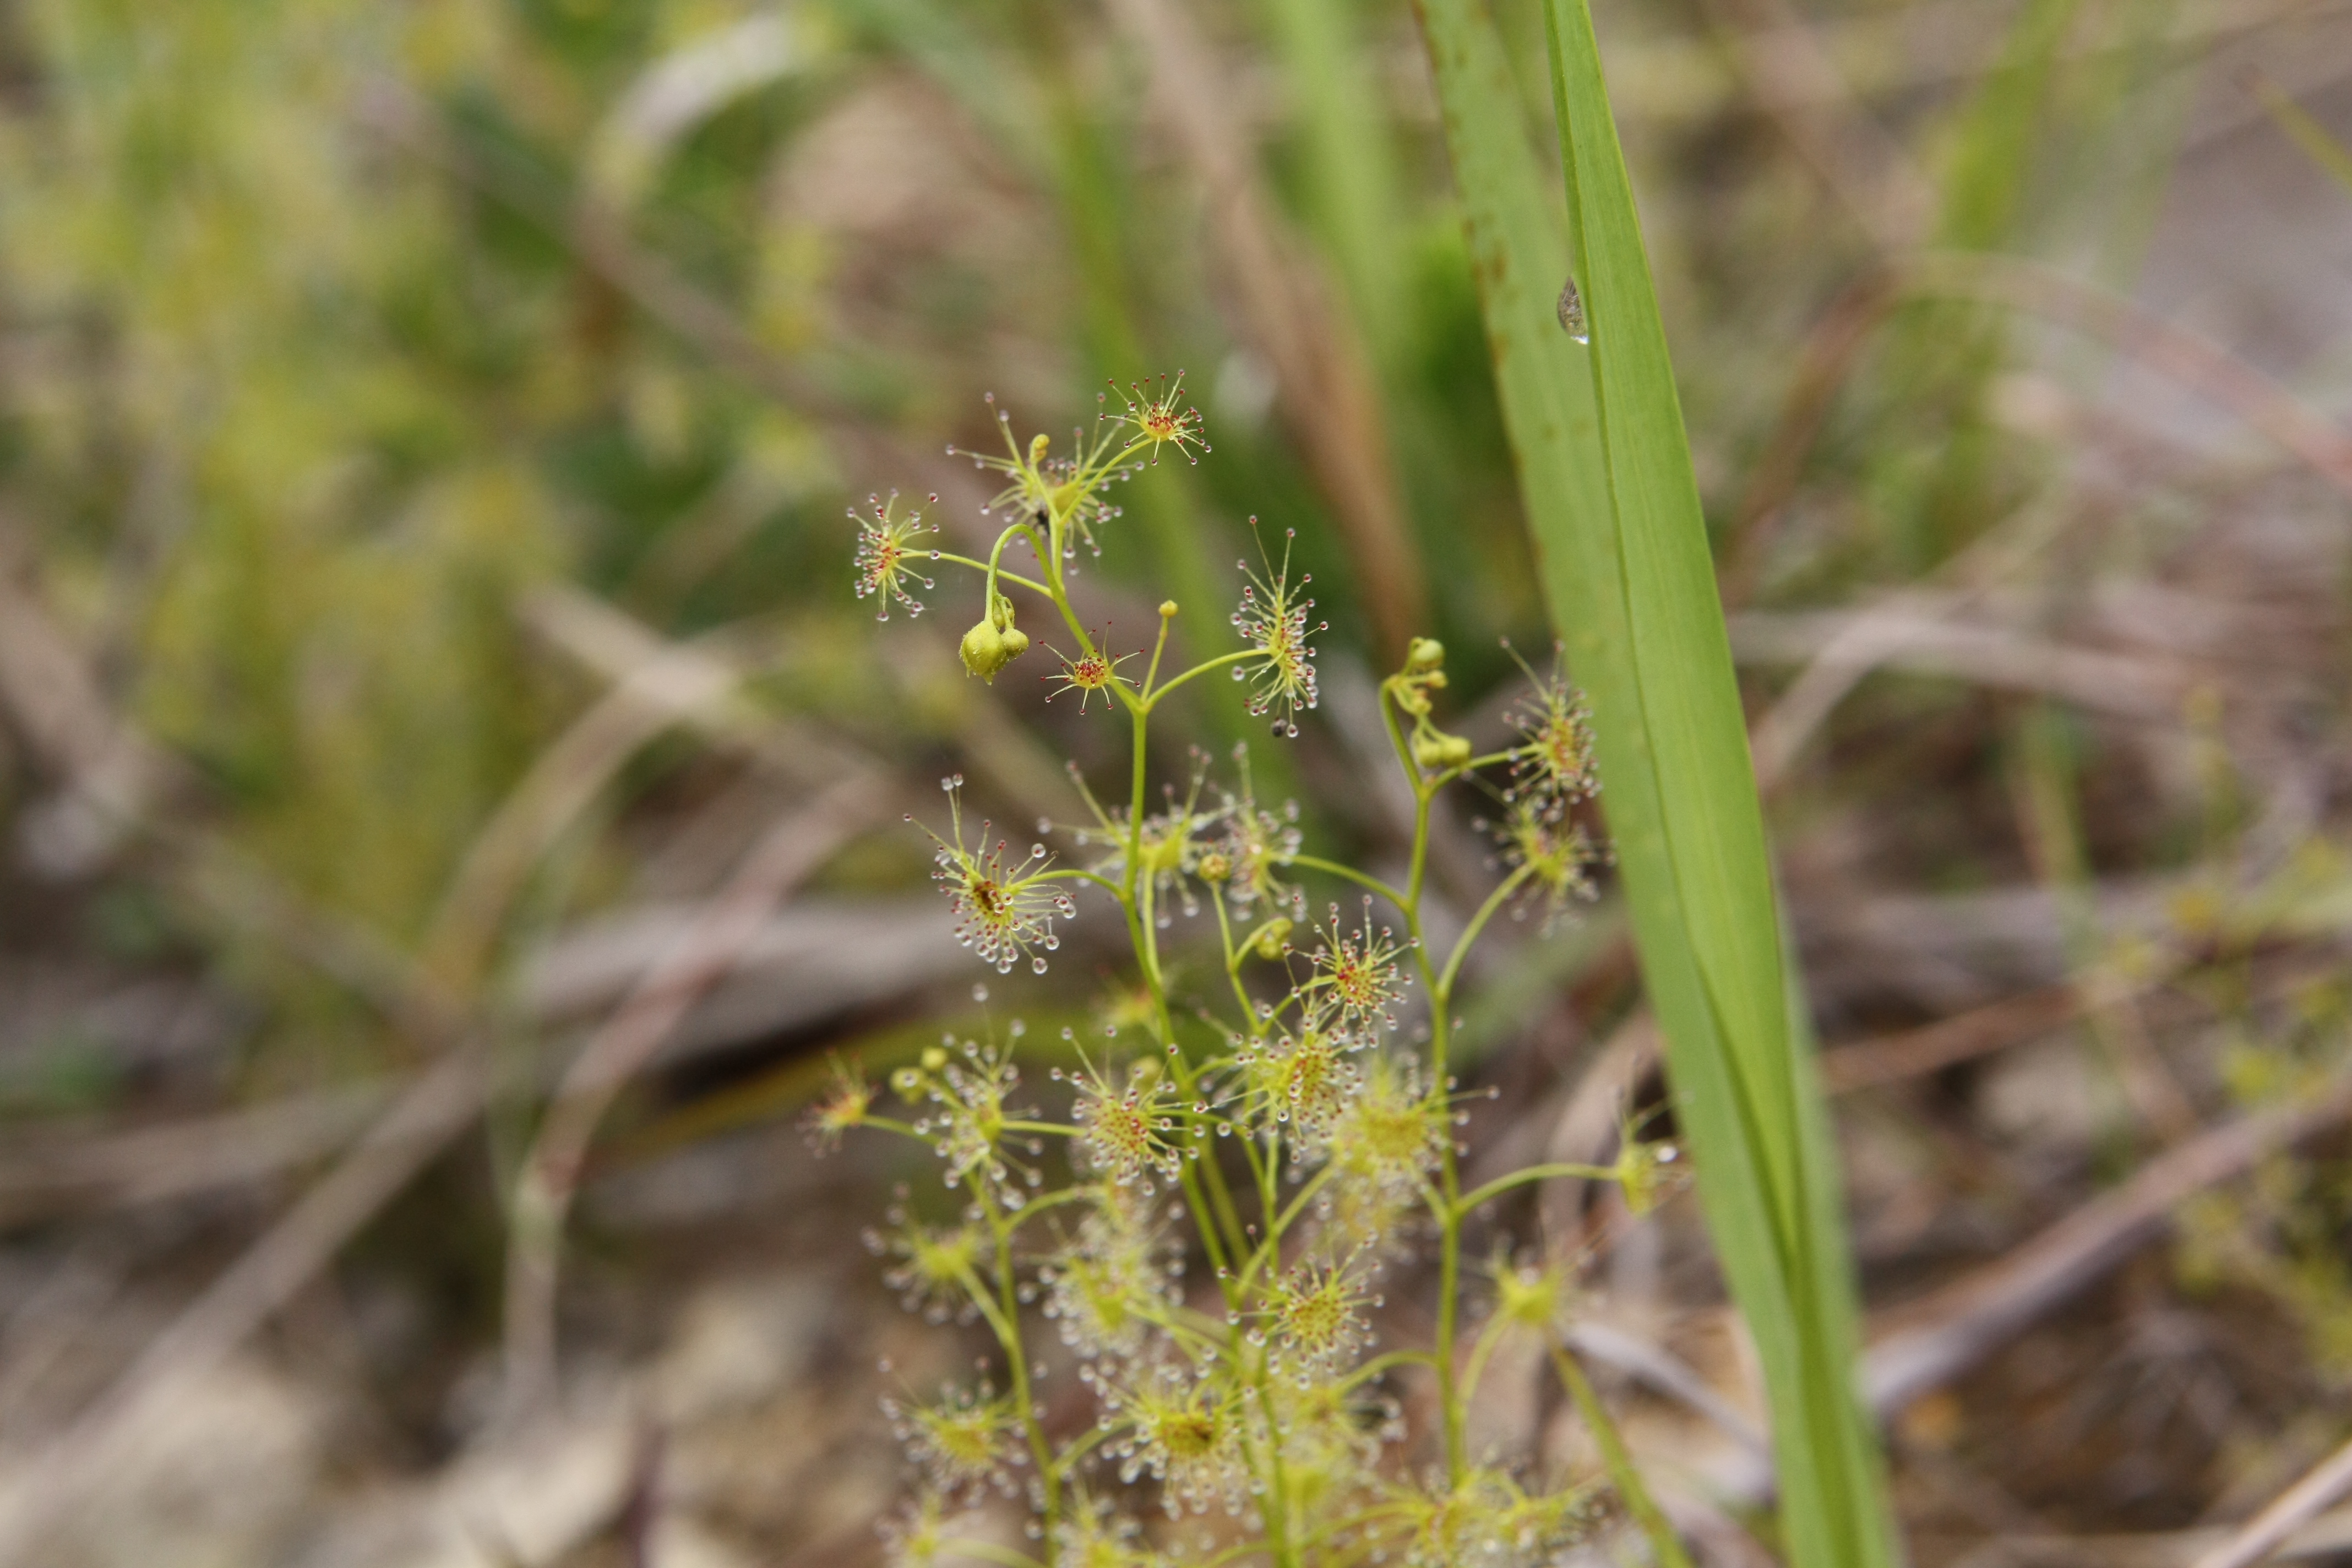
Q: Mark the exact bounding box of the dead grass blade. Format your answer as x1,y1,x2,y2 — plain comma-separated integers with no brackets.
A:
1863,1068,2352,1414
2193,1436,2352,1568
501,774,889,1413
1897,251,2352,498
0,1049,487,1566
1102,0,1427,657
1698,0,1932,250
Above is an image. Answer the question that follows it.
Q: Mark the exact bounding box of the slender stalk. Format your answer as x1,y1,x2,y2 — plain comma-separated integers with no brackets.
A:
1550,1346,1695,1568
959,1237,1059,1533
1438,863,1536,999
1141,603,1175,694
1211,891,1263,1034
1457,1306,1517,1411
1455,1160,1619,1218
933,552,1053,597
1286,854,1408,912
1144,648,1255,705
1335,1348,1438,1392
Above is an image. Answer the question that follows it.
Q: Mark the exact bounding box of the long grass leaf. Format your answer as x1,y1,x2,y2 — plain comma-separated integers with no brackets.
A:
1539,3,1898,1559
1409,0,1899,1559
2248,72,2352,198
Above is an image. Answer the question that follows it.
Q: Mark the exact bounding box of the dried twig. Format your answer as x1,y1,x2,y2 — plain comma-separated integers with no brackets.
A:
502,774,889,1413
1898,252,2352,501
1863,1070,2352,1414
421,627,747,993
1698,0,1933,251
1819,981,2090,1095
1718,270,1901,606
351,80,848,437
2192,1435,2352,1568
1100,0,1426,658
0,1049,487,1565
0,1083,393,1223
1697,1070,2352,1515
1735,607,2191,731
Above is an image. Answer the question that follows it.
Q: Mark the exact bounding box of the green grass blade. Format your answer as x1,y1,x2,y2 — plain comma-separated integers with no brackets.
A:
1543,9,1894,1558
1411,0,1899,1560
1259,0,1407,364
1937,0,2086,249
2248,72,2352,198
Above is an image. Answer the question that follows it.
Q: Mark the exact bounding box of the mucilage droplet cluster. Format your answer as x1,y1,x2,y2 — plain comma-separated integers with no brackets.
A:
825,383,1675,1566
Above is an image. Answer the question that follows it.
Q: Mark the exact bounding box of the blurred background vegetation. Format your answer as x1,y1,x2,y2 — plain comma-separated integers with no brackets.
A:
6,0,2352,1562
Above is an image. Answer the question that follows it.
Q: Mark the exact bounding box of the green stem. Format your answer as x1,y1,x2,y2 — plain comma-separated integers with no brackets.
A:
982,522,1032,612
1036,867,1124,896
1141,606,1175,694
982,1216,1060,1536
1454,1160,1618,1218
1457,1305,1516,1413
1047,1419,1118,1478
1551,1346,1695,1568
1244,1340,1299,1565
1144,648,1256,706
1287,854,1408,913
1238,1166,1340,1291
1438,863,1537,1001
933,551,1052,598
1335,1348,1437,1393
1436,1186,1464,1482
1211,892,1263,1035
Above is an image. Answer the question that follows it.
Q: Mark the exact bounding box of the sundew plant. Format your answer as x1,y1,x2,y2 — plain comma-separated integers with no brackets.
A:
818,380,1684,1567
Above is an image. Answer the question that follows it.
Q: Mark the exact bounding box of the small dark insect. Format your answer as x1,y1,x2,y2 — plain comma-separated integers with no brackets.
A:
1556,276,1588,343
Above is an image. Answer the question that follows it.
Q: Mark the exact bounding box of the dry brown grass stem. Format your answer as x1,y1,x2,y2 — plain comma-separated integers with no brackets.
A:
1862,1068,2352,1414
351,80,855,438
1699,0,1934,252
0,1048,489,1566
500,773,889,1414
421,624,749,995
0,542,177,877
1729,248,2352,628
1719,269,1899,607
1692,1068,2352,1517
0,1082,393,1224
1899,251,2352,499
1102,0,1427,660
1738,603,2191,784
1819,981,2093,1095
2193,1436,2352,1568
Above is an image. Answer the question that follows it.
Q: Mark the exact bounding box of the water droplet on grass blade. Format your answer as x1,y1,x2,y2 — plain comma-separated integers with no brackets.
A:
1557,276,1588,343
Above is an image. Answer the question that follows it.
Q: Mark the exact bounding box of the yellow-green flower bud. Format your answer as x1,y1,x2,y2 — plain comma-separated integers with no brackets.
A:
1197,849,1232,883
921,1046,950,1072
1616,1139,1680,1217
1412,729,1473,770
1495,1262,1569,1329
1249,917,1293,960
959,609,1028,682
1158,600,1179,620
1406,636,1446,673
960,619,999,677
